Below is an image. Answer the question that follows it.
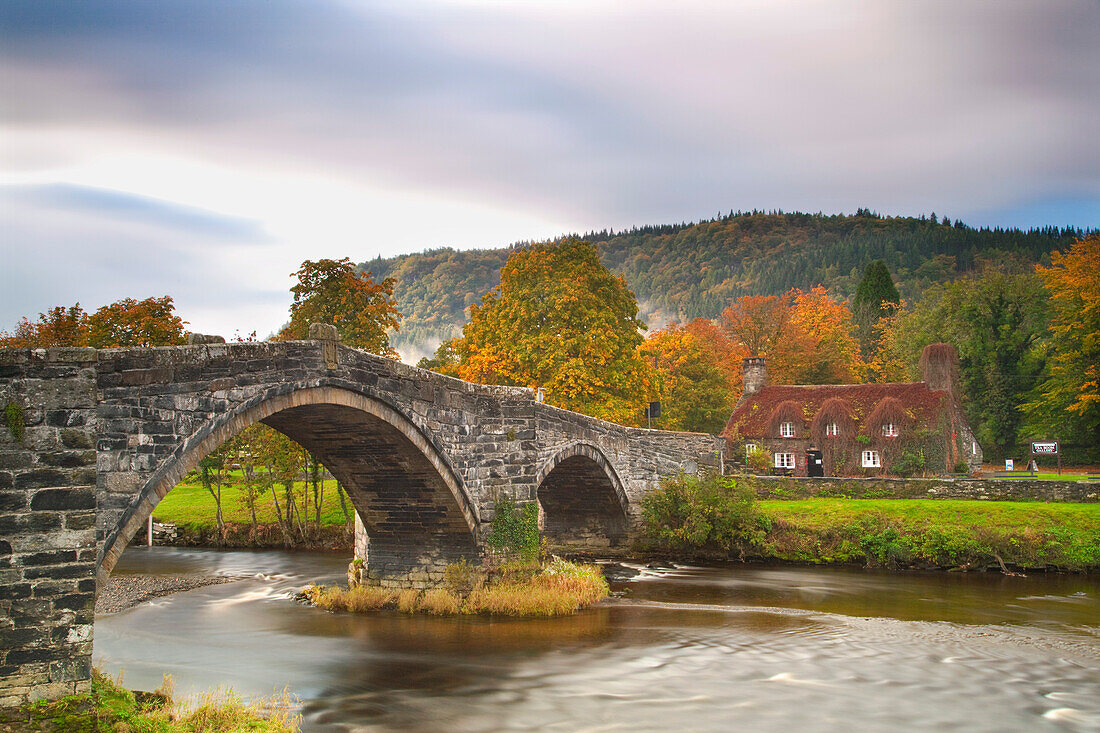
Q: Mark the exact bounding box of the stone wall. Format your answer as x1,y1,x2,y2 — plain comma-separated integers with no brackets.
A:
0,348,99,707
745,475,1099,502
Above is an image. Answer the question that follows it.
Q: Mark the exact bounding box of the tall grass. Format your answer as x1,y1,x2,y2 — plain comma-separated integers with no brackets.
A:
13,668,301,732
303,557,609,617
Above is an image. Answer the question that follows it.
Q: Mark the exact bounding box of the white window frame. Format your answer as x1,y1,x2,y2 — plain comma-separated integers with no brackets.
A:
779,421,795,438
882,423,899,437
774,452,795,469
825,422,839,437
862,450,881,468
745,443,758,457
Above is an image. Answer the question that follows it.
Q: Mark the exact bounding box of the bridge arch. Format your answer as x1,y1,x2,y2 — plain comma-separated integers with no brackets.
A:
535,442,629,548
97,383,479,586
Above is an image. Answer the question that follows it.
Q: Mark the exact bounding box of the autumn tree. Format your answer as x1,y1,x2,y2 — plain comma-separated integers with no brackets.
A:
720,288,863,392
86,296,188,348
1,304,89,348
789,286,863,384
1022,235,1100,454
281,258,401,356
451,238,651,424
682,317,745,393
864,300,915,383
640,324,732,433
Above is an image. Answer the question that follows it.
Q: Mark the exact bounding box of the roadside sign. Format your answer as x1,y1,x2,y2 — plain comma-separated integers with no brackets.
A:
1028,440,1062,476
1005,459,1014,471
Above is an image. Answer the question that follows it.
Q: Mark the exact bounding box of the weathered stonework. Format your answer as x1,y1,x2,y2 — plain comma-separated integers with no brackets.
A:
745,475,1099,502
0,337,720,706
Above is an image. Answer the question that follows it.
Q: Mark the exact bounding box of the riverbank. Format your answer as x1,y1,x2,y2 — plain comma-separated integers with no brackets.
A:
95,574,244,614
640,474,1100,573
0,669,298,733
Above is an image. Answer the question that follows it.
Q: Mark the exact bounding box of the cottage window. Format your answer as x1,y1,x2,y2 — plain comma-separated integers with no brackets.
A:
882,423,899,437
861,450,881,468
779,422,795,438
774,452,795,469
745,443,758,457
825,422,839,437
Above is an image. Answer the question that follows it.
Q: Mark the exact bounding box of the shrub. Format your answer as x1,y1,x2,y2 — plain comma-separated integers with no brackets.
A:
745,447,772,474
443,558,484,595
641,471,764,551
891,449,927,478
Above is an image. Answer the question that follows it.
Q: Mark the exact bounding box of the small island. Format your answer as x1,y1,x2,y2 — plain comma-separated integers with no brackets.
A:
301,556,609,617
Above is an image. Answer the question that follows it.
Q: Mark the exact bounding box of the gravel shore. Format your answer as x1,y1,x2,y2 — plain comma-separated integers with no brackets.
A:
95,575,244,614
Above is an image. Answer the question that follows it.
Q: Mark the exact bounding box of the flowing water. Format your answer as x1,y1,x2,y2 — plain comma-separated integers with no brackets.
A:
95,547,1100,732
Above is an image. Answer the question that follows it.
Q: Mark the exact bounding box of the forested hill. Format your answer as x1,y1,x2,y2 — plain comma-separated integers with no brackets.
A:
360,210,1086,359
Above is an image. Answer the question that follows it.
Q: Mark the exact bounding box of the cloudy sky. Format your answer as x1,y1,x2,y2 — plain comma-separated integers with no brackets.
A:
1,0,1098,343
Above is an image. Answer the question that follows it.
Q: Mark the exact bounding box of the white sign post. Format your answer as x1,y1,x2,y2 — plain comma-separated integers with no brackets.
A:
1004,459,1014,472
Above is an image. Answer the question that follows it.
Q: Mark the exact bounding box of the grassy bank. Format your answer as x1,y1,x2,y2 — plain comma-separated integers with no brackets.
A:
302,558,609,617
758,499,1100,569
153,472,349,530
0,669,298,732
641,473,1100,572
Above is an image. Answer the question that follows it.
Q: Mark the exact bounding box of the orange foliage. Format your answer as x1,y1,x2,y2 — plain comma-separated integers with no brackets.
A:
718,288,864,395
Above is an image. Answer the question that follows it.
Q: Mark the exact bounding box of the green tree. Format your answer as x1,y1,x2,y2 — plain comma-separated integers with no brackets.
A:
904,271,1048,458
281,258,401,356
853,260,901,358
452,238,652,424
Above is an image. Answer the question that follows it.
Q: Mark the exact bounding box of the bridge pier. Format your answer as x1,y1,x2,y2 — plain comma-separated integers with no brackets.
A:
352,514,480,587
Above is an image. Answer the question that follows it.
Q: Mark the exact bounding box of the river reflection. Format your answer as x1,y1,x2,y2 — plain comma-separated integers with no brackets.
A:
95,548,1100,732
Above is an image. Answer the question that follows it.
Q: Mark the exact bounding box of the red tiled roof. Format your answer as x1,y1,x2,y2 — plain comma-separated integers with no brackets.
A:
722,382,951,438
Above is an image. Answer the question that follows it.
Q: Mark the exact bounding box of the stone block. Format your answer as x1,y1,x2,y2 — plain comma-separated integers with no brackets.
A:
30,488,95,511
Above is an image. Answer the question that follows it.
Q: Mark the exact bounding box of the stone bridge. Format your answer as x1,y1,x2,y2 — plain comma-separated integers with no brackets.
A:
0,331,721,705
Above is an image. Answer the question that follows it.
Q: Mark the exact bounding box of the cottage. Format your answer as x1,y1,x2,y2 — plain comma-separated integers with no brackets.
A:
722,343,982,477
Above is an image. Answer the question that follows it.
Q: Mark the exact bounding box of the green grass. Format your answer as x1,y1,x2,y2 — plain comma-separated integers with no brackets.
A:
989,472,1093,480
2,669,299,732
153,471,351,530
757,499,1100,570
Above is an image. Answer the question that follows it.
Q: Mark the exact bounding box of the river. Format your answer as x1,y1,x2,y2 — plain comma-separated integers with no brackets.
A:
94,547,1100,732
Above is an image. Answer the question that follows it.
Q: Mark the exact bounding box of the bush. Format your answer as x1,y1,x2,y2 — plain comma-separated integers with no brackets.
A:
745,447,772,474
640,472,764,551
891,449,927,478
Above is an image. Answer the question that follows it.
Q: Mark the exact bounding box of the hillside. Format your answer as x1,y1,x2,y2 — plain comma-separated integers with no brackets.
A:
360,210,1085,359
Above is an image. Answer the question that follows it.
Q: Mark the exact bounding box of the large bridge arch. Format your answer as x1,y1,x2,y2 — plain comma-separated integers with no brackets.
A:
536,442,629,548
97,383,480,586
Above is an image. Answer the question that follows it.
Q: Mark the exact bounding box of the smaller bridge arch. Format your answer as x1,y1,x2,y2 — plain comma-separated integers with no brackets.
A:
98,383,479,586
536,442,629,549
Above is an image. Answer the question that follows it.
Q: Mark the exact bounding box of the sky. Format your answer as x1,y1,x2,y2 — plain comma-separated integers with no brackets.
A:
1,0,1098,344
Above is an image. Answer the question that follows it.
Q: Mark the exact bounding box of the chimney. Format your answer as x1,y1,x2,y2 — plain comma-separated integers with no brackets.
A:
920,343,958,392
741,356,767,399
